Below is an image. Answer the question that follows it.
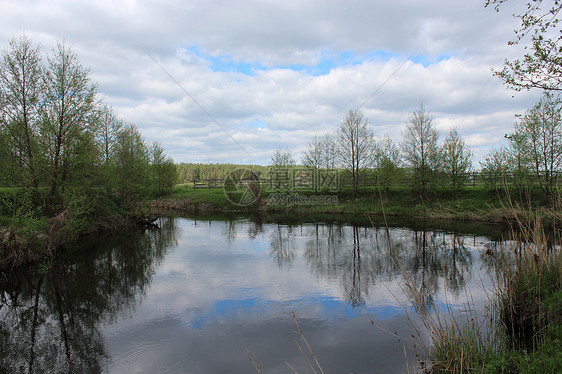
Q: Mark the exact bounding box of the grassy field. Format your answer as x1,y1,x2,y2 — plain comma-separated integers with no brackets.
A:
151,183,545,224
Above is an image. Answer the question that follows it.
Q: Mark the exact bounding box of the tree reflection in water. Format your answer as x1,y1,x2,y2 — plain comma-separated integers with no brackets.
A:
302,224,474,310
0,217,177,374
270,223,298,268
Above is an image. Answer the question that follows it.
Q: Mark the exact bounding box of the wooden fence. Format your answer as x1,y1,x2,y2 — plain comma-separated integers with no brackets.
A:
190,171,562,190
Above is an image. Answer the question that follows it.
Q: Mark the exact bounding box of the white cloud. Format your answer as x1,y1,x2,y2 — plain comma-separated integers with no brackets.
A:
0,0,544,165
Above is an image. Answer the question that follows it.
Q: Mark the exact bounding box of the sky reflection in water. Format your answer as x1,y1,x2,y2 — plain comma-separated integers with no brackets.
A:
102,217,496,373
0,216,504,373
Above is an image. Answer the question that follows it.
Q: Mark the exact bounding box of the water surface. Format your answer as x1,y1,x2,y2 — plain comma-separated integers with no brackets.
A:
0,215,507,373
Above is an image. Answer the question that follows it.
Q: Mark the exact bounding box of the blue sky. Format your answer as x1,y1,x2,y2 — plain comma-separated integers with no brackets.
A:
0,0,542,165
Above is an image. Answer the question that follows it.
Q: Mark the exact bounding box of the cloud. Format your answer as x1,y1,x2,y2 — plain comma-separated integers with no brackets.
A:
0,0,543,165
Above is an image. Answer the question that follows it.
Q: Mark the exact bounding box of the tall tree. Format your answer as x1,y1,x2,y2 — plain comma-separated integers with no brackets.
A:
486,0,562,91
269,148,295,191
336,109,374,192
511,93,562,204
320,133,338,169
114,123,150,204
401,104,439,198
441,128,473,195
96,104,122,165
40,41,97,210
302,135,323,170
0,35,43,192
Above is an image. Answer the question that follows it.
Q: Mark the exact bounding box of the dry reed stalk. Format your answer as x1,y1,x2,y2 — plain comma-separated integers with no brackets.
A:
292,312,325,374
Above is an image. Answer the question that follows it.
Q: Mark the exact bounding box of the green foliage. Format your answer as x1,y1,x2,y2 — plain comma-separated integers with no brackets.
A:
441,128,473,194
113,123,151,205
486,1,562,92
373,137,403,193
0,35,177,266
56,187,97,243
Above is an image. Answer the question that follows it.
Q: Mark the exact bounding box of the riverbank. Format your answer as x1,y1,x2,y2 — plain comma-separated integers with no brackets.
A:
150,184,552,226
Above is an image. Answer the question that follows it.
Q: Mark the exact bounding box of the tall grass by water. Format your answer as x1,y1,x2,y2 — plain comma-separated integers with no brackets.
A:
406,207,562,373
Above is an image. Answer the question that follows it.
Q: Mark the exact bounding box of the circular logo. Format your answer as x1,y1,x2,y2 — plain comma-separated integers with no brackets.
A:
223,168,262,206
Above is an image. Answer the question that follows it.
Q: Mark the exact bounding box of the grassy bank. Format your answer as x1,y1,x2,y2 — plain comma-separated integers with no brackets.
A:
151,183,550,225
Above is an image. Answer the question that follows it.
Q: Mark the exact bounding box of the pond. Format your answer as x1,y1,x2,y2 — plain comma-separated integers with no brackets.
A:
0,215,510,373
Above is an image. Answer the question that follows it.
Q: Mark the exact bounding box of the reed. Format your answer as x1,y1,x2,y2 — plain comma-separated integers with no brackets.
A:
405,204,562,373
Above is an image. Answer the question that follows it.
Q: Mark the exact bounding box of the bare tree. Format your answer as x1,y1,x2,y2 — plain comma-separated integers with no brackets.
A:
270,147,295,168
301,135,323,170
401,103,439,197
269,148,295,191
96,104,123,165
441,128,473,195
336,109,374,192
320,133,338,169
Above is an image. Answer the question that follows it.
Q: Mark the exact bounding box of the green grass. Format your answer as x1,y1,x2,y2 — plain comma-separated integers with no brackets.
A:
153,184,542,223
154,184,247,211
263,185,506,220
417,211,562,373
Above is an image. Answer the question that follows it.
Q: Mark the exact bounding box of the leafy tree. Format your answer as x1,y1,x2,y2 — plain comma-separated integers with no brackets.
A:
401,104,440,198
40,41,97,211
150,141,166,194
481,146,512,190
511,93,562,204
113,123,150,205
486,0,562,91
373,136,402,193
0,35,43,193
441,128,473,195
336,109,374,192
150,141,177,195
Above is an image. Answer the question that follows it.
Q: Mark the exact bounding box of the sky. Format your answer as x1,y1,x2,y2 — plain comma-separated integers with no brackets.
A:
0,0,544,166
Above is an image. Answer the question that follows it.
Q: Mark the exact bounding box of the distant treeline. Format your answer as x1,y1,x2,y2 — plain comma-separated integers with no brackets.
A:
175,161,561,192
176,163,269,183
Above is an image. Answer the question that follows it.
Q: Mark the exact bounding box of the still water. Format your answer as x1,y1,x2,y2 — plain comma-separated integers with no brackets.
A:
0,215,509,373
